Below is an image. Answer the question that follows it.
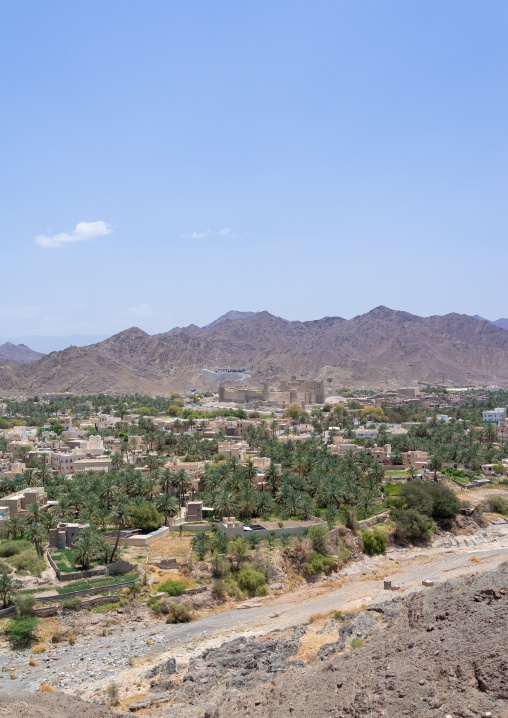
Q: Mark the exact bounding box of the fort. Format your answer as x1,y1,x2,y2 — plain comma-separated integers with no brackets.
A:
218,377,325,408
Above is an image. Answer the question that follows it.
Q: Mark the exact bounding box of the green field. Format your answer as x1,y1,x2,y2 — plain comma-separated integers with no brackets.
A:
56,573,138,594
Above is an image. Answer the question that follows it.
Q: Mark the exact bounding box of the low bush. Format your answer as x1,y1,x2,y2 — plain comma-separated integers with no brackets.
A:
211,579,227,600
165,603,192,623
361,527,387,556
308,525,328,554
391,508,435,543
13,594,36,617
305,552,336,576
490,496,508,516
0,541,30,558
350,638,364,649
158,579,187,596
6,616,39,646
8,549,45,577
62,597,82,610
236,567,267,597
0,558,13,574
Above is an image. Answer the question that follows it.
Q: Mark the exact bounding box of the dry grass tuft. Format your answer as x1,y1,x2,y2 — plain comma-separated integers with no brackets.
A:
31,644,45,654
41,682,55,692
28,659,39,667
468,556,482,564
309,612,328,623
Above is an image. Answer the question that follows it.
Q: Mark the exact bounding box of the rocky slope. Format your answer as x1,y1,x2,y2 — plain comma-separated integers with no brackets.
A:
150,562,508,718
2,307,508,394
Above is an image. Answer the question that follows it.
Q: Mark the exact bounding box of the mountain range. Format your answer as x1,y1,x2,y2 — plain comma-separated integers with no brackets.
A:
0,343,45,364
0,334,109,354
473,316,508,331
1,307,508,396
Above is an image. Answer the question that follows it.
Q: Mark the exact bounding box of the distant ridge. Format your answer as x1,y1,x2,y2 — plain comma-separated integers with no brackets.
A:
1,308,508,394
202,310,259,330
473,316,508,331
0,342,45,364
0,335,109,354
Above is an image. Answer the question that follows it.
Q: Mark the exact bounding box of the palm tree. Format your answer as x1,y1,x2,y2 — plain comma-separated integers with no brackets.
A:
244,459,257,486
0,572,14,608
192,531,210,561
213,530,230,554
406,465,418,481
73,526,99,569
98,475,119,511
36,464,52,487
109,501,131,563
214,489,236,520
265,461,281,497
4,518,21,539
172,469,193,506
428,455,442,481
237,486,258,520
160,468,175,494
156,493,180,525
25,522,46,558
256,491,275,517
111,453,124,470
26,503,42,526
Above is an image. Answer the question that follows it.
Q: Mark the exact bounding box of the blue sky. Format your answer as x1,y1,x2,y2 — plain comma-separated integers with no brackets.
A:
1,1,507,338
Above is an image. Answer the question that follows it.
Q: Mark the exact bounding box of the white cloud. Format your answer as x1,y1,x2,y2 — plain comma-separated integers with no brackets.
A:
185,227,233,239
126,303,154,317
35,220,112,249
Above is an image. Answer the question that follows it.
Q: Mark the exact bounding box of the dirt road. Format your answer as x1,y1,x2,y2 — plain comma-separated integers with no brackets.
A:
1,523,507,701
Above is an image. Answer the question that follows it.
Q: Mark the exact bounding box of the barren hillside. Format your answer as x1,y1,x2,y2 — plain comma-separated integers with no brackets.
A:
1,307,508,394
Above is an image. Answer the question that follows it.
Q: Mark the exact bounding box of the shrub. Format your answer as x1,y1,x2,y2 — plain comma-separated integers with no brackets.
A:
350,638,364,649
165,603,192,623
305,552,336,576
391,508,435,543
236,567,267,596
128,503,163,533
8,549,45,577
0,541,30,558
361,528,387,556
425,483,460,519
6,616,39,646
0,559,13,574
107,681,119,705
13,593,36,617
280,531,292,548
308,525,328,554
247,533,261,550
211,579,227,600
62,597,82,610
490,496,508,516
332,610,343,621
158,579,186,596
398,481,459,520
230,537,247,566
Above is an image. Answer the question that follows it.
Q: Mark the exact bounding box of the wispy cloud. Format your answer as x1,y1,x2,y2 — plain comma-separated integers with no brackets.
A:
185,227,233,239
35,221,112,249
125,303,154,317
